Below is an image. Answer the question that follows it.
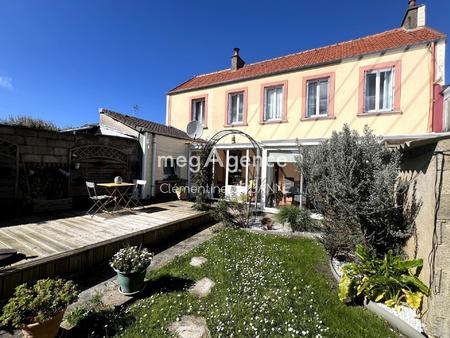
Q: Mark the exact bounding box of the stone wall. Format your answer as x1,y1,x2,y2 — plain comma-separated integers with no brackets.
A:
401,138,450,338
0,125,141,214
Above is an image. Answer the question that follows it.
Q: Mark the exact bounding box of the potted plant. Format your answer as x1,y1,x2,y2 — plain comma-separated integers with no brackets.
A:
0,278,79,338
110,246,153,295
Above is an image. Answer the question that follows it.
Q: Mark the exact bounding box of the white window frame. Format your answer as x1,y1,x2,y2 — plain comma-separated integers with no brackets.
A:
306,78,329,117
227,92,244,124
364,67,395,113
264,86,284,121
191,98,205,125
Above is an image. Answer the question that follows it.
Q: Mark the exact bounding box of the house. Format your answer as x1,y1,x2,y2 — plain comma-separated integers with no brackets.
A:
166,0,448,211
65,109,192,199
444,85,450,131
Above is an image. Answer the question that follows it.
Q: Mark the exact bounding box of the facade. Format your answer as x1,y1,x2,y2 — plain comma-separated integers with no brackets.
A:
166,1,447,211
444,86,450,131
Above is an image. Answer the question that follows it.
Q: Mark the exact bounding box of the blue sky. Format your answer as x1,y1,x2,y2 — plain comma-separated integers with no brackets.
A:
0,0,448,128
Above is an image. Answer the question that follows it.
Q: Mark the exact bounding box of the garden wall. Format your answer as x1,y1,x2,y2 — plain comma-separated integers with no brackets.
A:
0,125,141,215
401,137,450,338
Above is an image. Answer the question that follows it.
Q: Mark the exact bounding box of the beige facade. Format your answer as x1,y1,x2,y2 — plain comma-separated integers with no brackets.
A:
167,45,440,144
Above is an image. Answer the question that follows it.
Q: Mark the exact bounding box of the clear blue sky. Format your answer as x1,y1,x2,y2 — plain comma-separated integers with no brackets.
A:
0,0,448,128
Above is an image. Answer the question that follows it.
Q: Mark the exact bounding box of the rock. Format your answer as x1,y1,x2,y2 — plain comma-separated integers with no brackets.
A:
190,256,208,267
189,277,215,297
169,316,211,338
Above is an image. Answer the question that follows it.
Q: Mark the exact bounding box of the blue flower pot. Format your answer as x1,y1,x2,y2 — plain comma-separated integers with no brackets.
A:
114,269,146,296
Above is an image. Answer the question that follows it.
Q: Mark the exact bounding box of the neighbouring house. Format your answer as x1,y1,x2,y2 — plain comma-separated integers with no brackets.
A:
444,85,450,131
166,1,448,212
96,109,192,198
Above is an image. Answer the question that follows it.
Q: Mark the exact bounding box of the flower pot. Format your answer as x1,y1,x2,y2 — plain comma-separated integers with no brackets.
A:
21,308,66,338
115,269,146,295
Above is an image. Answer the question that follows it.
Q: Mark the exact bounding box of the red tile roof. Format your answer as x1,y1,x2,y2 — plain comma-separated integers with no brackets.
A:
168,27,446,94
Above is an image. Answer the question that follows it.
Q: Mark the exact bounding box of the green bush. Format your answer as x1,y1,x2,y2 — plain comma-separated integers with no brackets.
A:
0,278,79,328
210,194,252,228
298,125,419,258
1,116,59,131
338,245,429,310
276,205,316,232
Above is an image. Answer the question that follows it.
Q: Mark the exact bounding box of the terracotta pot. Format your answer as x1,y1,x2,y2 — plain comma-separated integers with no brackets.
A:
21,309,66,338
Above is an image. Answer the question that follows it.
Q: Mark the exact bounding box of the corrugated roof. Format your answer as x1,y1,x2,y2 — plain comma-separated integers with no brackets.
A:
100,109,192,140
168,27,446,94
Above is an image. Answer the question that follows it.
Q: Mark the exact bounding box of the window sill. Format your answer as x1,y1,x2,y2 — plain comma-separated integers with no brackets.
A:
301,116,336,121
224,123,248,127
259,119,288,125
357,111,402,117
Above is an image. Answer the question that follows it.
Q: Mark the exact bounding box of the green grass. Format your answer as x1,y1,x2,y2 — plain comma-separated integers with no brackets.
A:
116,229,398,337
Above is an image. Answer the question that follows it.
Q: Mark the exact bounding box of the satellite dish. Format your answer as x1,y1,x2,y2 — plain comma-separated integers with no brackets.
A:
186,120,204,139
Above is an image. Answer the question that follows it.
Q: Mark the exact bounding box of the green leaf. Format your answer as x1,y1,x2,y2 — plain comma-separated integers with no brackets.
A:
375,292,385,302
338,274,353,302
403,289,423,309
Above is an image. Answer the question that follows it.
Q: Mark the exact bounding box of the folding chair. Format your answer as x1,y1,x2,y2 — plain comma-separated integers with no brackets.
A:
125,179,146,208
86,182,114,217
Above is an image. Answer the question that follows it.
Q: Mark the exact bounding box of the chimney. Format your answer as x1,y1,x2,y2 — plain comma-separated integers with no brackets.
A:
231,48,245,71
402,1,426,30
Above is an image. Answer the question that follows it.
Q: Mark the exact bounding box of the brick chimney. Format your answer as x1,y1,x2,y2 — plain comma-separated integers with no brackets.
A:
402,1,426,30
231,48,245,71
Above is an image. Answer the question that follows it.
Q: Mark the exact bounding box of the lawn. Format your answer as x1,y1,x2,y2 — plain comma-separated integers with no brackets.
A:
113,229,398,337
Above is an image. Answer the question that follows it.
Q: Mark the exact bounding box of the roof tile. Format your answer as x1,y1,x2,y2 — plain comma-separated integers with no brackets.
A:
169,27,445,94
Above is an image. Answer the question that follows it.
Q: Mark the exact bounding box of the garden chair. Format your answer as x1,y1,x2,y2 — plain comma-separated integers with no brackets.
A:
85,181,114,217
125,179,146,208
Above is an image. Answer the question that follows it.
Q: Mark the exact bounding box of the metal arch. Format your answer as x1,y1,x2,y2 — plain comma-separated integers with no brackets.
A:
201,129,263,213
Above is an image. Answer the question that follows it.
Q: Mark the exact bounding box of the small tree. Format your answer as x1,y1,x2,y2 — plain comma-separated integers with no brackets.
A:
298,125,418,258
191,145,213,211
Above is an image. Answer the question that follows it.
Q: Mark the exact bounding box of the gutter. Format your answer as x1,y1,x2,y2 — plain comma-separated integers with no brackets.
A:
329,260,427,338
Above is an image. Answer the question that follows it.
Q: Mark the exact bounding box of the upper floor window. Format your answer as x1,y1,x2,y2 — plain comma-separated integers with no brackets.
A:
264,86,283,121
191,98,206,124
307,78,329,117
364,68,394,112
227,92,244,124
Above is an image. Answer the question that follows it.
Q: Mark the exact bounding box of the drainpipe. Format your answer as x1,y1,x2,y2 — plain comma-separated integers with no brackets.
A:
150,133,157,197
428,42,436,132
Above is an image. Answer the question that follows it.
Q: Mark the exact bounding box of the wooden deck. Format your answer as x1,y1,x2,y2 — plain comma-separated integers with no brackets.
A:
0,201,211,299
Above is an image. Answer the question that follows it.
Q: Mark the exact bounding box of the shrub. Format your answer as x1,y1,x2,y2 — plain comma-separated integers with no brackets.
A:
338,245,429,310
276,205,316,232
0,278,78,328
110,246,153,273
210,194,252,228
1,116,59,131
298,125,418,257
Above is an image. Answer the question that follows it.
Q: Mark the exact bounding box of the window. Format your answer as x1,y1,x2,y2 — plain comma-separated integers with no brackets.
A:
227,92,244,124
264,86,283,121
307,79,329,117
191,98,205,124
364,68,394,112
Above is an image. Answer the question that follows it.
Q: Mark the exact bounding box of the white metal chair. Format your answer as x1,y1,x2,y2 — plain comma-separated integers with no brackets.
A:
126,179,146,208
85,182,114,217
